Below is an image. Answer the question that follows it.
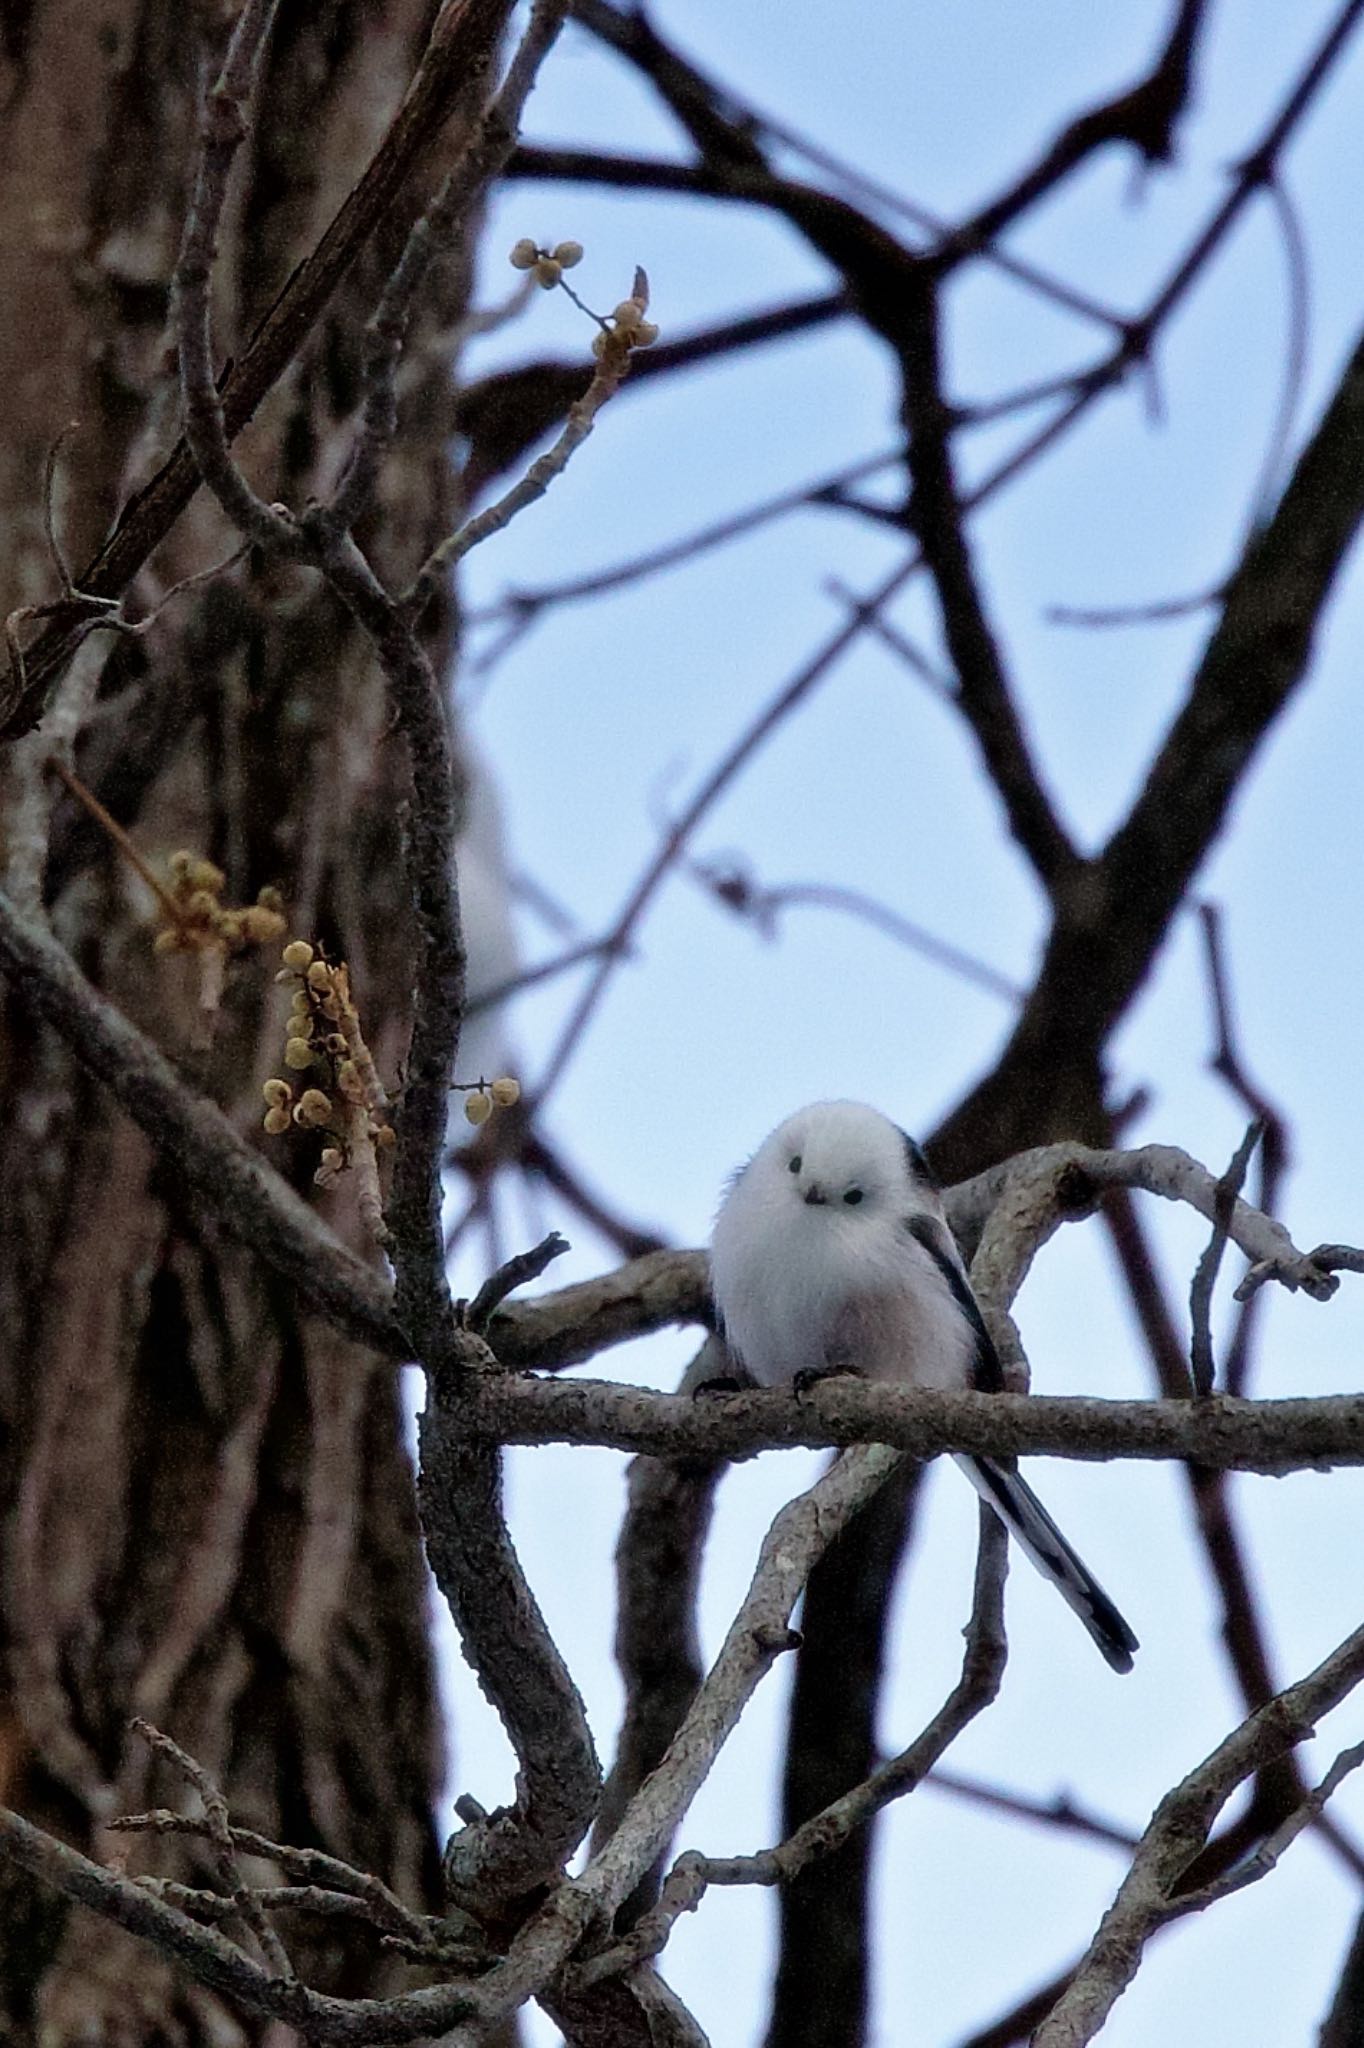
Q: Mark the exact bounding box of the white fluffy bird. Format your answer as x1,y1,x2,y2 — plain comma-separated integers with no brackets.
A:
710,1100,1138,1672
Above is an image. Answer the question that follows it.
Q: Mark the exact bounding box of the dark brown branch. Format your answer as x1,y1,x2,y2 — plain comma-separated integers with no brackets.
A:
935,0,1209,266
937,310,1364,1178
1320,1909,1364,2048
925,1769,1139,1852
898,276,1077,890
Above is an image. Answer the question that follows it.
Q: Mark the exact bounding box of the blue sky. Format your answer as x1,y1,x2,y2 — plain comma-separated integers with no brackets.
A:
428,5,1364,2040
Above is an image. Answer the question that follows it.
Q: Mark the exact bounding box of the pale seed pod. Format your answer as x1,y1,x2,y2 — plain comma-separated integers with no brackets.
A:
509,237,540,269
297,1088,332,1124
262,1078,292,1107
464,1090,493,1127
283,1038,315,1070
306,959,332,990
552,240,584,268
533,256,563,289
282,939,315,969
262,1106,292,1135
490,1076,521,1107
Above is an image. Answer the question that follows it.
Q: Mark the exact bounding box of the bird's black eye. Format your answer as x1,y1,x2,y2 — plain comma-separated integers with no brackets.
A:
843,1188,864,1206
788,1154,802,1175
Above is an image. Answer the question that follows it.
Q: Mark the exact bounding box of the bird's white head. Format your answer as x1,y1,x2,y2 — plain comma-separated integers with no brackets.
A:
751,1099,935,1220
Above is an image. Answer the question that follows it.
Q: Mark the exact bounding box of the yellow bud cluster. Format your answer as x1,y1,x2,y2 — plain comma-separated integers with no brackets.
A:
156,854,287,961
261,942,395,1213
591,282,660,363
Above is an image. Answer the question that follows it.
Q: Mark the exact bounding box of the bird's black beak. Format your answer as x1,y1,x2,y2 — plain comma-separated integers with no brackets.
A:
803,1184,827,1206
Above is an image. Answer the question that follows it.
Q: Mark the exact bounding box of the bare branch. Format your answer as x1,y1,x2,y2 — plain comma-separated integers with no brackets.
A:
129,1718,295,1977
1189,1120,1264,1394
465,1230,570,1332
1034,1622,1364,2046
332,0,568,531
580,1507,1007,1985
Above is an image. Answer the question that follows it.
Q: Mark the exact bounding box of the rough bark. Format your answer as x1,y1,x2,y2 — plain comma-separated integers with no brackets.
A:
0,5,471,2036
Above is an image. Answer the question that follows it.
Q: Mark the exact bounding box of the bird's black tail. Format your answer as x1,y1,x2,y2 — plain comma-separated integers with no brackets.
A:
956,1454,1138,1674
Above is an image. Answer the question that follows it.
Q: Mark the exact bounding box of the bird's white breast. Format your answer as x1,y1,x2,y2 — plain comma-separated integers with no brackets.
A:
711,1167,977,1391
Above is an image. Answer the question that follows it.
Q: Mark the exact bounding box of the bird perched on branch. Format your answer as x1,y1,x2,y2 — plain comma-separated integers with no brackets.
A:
710,1099,1138,1672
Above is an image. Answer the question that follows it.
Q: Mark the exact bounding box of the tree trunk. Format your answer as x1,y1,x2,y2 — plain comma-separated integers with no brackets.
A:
0,5,466,2035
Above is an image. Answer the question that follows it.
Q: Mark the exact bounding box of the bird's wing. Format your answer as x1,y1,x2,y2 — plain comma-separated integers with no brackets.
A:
903,1213,1005,1392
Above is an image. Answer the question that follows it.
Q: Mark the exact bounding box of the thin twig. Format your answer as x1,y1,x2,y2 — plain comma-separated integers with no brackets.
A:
44,756,183,920
1189,1119,1264,1396
130,1718,294,1979
465,1230,570,1332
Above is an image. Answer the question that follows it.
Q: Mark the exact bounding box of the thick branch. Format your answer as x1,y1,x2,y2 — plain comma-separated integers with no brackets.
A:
449,1376,1364,1473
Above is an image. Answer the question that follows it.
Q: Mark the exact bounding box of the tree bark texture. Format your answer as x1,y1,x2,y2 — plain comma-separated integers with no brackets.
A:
0,6,469,2036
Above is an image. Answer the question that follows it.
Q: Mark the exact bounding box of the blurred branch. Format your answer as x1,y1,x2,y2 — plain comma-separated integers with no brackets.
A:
898,276,1077,889
466,448,903,640
687,858,1022,1002
1321,1909,1364,2048
934,0,1209,265
591,1340,727,1927
924,1769,1139,1852
525,547,919,1107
